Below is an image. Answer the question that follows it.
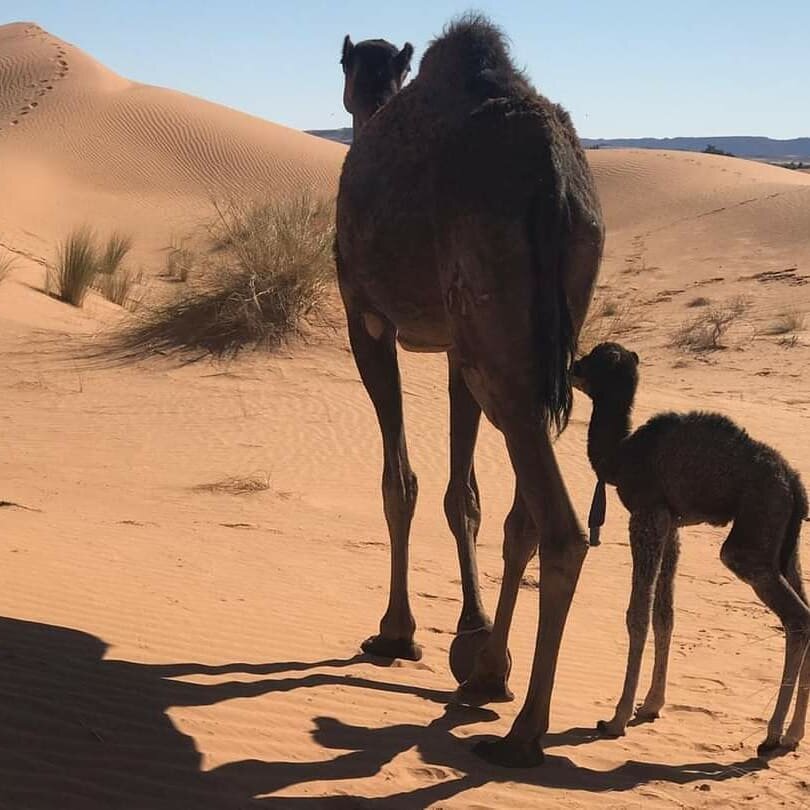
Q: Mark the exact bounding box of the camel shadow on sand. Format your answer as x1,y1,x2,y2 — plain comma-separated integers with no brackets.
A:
0,616,766,809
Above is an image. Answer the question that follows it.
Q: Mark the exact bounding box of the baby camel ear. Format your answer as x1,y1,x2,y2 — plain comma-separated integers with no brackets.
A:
631,351,639,365
341,35,354,70
395,42,414,80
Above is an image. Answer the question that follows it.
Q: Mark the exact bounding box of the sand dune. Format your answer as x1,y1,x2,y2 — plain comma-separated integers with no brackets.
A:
1,21,810,809
0,22,344,266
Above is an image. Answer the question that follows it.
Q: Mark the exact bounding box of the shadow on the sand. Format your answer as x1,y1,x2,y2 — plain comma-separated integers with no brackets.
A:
0,616,767,809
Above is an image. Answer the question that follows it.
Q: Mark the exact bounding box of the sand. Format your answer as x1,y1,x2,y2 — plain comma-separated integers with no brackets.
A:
1,21,810,809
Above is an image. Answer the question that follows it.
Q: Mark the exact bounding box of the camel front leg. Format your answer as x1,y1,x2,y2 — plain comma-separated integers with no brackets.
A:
598,510,669,737
474,421,587,767
347,311,420,661
636,528,680,722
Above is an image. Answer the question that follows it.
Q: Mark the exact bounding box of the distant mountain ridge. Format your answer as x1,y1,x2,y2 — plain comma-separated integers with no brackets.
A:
305,129,810,161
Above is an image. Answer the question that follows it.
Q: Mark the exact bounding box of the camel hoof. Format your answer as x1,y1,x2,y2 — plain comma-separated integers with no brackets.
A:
473,736,544,768
360,634,422,662
449,627,511,685
757,737,796,760
452,676,514,707
596,719,626,738
634,705,661,723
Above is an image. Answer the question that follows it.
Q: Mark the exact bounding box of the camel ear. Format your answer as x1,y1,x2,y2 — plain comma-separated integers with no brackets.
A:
631,351,639,365
341,35,354,70
395,42,414,79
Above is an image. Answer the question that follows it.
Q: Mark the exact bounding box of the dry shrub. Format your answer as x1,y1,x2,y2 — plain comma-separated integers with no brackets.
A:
108,193,335,359
764,309,805,336
578,295,640,355
671,296,749,352
686,296,711,308
193,473,271,494
166,238,195,282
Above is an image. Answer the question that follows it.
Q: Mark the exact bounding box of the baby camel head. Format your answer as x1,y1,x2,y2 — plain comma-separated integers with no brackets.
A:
571,342,640,403
340,36,414,133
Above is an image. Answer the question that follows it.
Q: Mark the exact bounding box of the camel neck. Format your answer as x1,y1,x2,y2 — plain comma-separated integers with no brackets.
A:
587,397,633,485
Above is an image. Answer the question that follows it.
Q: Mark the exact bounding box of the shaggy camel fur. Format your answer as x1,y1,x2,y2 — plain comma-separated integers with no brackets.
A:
336,15,604,766
572,342,810,757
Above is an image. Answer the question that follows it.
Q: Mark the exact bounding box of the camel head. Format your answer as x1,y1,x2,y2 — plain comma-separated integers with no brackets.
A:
571,342,639,402
340,35,413,135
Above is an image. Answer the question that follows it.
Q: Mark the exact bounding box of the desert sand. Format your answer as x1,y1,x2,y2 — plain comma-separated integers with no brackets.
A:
2,21,810,809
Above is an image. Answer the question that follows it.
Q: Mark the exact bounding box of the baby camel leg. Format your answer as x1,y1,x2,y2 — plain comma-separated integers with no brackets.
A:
636,528,681,722
721,532,810,756
598,509,671,737
782,553,810,750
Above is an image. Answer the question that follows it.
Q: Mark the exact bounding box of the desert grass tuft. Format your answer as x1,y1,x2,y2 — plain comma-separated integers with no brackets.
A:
0,250,14,283
96,265,144,308
107,193,335,360
49,227,98,306
98,232,133,275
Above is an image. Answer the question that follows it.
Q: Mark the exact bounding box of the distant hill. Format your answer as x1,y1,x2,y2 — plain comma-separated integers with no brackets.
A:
307,128,353,146
305,129,810,162
581,137,810,161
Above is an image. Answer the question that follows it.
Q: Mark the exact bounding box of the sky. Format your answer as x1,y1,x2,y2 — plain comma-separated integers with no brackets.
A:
3,0,808,139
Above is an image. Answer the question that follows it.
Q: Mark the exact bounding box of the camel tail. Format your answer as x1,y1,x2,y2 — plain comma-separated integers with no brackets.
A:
527,186,576,435
780,470,808,576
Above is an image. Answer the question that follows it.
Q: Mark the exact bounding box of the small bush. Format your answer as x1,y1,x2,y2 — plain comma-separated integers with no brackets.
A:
764,309,805,336
686,296,710,308
671,296,748,352
98,232,133,275
108,193,335,359
49,227,98,306
95,266,144,308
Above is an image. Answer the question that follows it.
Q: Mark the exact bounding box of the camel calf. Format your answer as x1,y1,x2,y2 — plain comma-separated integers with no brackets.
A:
572,342,810,757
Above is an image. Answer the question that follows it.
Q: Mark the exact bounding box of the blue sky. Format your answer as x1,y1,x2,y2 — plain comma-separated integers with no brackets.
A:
5,1,808,138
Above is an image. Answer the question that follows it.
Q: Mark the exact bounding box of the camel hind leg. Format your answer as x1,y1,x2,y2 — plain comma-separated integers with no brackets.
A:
720,515,810,757
782,550,810,750
346,308,421,661
444,351,498,683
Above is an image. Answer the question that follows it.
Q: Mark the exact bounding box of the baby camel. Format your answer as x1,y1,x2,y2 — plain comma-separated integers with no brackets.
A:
572,342,810,757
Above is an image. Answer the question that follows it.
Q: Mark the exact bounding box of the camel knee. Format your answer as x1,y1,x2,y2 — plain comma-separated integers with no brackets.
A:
444,478,481,539
383,468,418,522
502,506,536,568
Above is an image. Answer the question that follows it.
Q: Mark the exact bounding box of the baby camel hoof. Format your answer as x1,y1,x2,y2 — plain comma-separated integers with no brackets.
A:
597,719,627,738
473,736,544,768
449,627,511,685
361,634,422,662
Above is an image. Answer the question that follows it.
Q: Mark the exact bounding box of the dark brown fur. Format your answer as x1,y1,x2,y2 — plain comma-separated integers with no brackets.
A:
572,341,810,757
336,14,604,767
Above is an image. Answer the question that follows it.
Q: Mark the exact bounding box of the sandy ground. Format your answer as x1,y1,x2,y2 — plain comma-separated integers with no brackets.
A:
2,21,810,810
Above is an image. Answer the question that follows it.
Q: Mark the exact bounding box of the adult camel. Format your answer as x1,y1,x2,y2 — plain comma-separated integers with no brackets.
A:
336,15,604,766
